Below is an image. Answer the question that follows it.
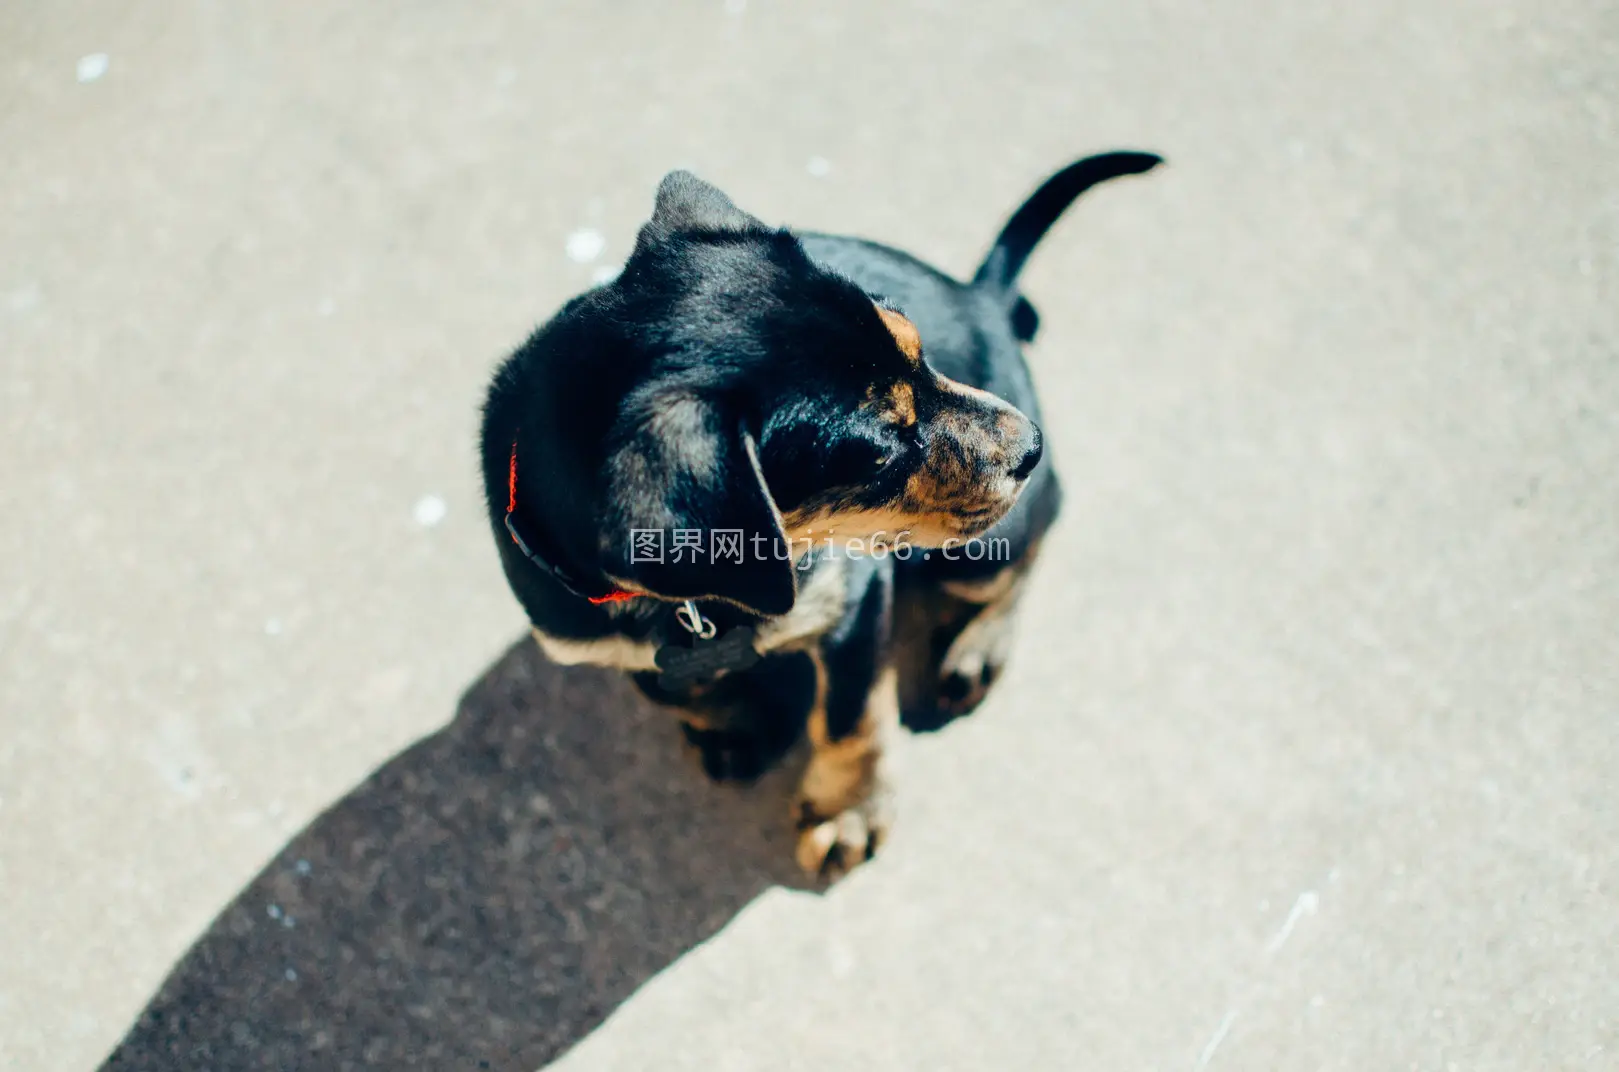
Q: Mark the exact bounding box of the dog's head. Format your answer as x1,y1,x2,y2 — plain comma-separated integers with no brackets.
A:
500,171,1041,619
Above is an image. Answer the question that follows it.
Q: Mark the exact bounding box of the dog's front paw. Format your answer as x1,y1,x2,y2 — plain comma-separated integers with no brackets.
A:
937,658,1001,719
793,781,892,878
933,601,1019,722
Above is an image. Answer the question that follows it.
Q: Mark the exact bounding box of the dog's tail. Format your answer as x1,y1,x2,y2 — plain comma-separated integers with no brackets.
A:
973,151,1162,339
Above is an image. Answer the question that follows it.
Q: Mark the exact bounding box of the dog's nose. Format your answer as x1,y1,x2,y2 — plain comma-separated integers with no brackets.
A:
1009,424,1043,481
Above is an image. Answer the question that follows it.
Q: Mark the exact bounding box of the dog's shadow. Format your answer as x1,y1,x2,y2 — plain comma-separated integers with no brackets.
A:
102,637,813,1071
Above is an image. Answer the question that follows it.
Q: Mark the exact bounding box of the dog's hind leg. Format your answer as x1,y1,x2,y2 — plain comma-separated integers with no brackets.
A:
633,654,813,784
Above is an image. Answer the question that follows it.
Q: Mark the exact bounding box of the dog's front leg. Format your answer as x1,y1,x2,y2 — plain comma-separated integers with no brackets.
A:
793,581,897,877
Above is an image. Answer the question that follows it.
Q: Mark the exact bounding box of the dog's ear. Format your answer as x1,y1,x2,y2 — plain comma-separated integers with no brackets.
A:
599,391,796,617
636,171,765,249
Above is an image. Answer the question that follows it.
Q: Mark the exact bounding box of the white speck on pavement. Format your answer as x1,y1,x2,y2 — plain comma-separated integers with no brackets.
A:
566,228,605,263
413,494,447,528
76,53,109,83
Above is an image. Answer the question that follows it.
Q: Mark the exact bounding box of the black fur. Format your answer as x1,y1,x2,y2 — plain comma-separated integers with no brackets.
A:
480,152,1161,864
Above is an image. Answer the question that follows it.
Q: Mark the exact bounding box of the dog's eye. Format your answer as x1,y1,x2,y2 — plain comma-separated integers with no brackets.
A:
824,437,894,486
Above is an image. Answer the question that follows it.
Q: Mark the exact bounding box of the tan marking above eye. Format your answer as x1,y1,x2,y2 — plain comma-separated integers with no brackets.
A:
875,305,923,363
861,378,917,428
886,381,917,427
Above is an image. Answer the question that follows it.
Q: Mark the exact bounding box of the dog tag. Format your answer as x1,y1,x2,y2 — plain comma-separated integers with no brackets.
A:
655,625,761,690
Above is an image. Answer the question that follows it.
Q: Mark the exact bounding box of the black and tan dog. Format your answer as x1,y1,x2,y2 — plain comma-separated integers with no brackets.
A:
480,152,1160,875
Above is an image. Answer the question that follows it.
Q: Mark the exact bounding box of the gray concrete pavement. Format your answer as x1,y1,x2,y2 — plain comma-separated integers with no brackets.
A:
3,1,1616,1068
